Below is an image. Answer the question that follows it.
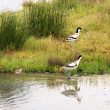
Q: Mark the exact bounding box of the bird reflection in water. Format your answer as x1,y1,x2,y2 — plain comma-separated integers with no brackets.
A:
61,81,82,102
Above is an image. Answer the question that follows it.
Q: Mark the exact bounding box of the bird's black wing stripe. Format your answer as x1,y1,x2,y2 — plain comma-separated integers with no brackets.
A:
68,36,77,39
69,37,77,39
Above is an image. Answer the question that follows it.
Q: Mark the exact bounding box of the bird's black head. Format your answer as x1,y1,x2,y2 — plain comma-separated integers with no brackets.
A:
78,55,82,59
76,27,82,33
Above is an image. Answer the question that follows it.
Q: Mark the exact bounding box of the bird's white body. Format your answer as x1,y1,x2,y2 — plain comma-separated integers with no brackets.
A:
66,27,81,42
66,33,79,42
63,57,82,71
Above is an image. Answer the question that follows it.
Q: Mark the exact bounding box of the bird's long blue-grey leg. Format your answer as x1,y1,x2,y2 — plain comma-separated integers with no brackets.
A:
67,71,71,80
65,70,71,80
65,70,69,80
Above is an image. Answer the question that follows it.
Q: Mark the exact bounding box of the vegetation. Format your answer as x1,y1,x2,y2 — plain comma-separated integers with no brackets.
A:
22,0,68,38
0,12,28,50
0,0,110,75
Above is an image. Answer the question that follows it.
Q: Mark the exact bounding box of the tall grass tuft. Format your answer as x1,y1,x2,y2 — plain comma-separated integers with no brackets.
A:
23,1,67,38
0,11,28,50
0,12,16,50
48,56,64,67
53,0,77,10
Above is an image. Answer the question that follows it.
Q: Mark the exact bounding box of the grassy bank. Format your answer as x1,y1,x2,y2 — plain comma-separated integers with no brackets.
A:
0,0,110,74
0,36,110,74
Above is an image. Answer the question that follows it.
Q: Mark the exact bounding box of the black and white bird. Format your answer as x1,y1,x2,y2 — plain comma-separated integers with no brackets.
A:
66,27,82,42
62,55,82,80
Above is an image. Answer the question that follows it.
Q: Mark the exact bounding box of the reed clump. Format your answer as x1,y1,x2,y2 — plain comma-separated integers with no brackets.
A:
23,1,67,38
48,56,64,67
0,11,28,51
53,0,77,10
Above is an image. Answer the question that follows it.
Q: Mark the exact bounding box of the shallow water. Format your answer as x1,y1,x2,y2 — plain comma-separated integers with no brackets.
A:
0,74,110,110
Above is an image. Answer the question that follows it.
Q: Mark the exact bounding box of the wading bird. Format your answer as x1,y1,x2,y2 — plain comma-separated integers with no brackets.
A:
65,27,82,42
62,55,82,80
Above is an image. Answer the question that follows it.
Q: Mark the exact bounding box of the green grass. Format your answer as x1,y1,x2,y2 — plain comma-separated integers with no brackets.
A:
0,36,110,74
0,37,76,73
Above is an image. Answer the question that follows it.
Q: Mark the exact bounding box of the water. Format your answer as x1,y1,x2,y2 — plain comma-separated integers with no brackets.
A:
0,0,51,11
0,0,109,108
0,74,110,110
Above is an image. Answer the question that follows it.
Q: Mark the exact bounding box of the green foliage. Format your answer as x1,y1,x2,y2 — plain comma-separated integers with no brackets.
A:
0,11,28,50
23,1,67,38
78,56,110,74
53,0,77,10
46,66,56,73
0,12,16,50
48,56,64,66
